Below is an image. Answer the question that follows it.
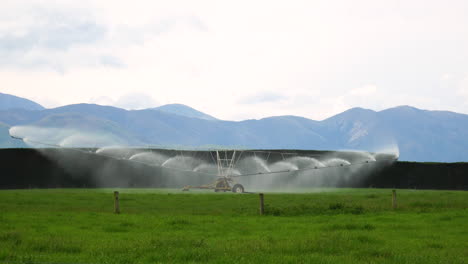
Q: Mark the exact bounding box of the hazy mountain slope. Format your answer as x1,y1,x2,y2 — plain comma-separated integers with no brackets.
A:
379,106,468,162
0,93,44,111
0,104,129,127
0,105,329,149
0,109,47,126
0,122,27,148
14,113,143,147
0,93,467,162
153,104,217,120
48,104,129,124
236,116,326,149
122,111,327,149
320,107,395,151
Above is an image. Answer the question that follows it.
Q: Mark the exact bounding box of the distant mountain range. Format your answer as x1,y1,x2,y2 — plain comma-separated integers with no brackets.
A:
0,122,27,148
153,104,218,120
1,92,467,162
0,93,44,111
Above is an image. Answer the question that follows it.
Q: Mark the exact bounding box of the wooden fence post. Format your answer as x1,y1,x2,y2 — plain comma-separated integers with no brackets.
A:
259,193,264,215
392,189,397,209
114,191,120,214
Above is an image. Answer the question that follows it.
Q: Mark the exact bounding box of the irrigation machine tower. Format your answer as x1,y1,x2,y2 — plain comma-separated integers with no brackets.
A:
182,150,245,193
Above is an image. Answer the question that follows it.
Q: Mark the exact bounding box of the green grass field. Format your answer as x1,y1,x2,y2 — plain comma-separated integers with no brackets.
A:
0,188,467,264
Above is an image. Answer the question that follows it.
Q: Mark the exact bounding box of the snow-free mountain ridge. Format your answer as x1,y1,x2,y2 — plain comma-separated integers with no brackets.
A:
0,93,44,111
1,93,467,162
152,104,217,120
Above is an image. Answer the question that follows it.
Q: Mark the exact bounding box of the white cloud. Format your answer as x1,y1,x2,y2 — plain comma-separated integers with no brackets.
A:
238,92,288,104
457,76,468,110
89,96,115,107
441,73,454,81
114,92,159,110
349,84,377,96
88,92,159,110
1,0,468,120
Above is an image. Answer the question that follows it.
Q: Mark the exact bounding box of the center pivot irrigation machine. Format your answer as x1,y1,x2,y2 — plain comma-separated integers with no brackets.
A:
182,150,245,193
10,131,398,193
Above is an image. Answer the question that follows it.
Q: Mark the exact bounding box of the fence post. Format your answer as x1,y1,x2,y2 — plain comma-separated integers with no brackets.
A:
114,191,120,214
392,189,397,209
259,193,264,215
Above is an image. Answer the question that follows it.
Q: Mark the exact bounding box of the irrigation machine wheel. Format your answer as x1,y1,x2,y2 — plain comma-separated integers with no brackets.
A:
232,184,244,193
215,181,226,192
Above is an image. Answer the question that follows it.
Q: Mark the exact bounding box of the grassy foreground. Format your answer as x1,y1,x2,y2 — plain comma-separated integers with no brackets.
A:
0,188,467,264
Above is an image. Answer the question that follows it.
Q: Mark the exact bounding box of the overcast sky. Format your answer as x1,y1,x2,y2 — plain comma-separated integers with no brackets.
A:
1,0,468,120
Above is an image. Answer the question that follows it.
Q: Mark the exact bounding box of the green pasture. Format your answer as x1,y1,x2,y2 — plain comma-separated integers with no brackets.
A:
0,188,467,263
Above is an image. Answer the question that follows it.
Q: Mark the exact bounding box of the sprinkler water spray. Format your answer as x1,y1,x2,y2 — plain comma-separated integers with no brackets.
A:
8,129,398,191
